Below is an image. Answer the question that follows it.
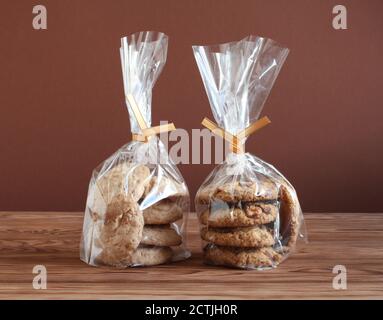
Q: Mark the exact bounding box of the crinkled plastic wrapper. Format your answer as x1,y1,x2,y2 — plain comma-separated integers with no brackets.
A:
193,36,305,270
80,31,190,268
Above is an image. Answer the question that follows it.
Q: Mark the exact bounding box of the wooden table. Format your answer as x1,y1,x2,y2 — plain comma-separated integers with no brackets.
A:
0,212,382,299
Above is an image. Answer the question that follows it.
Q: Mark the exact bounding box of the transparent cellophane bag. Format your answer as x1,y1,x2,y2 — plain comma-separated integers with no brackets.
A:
193,36,305,270
80,31,190,268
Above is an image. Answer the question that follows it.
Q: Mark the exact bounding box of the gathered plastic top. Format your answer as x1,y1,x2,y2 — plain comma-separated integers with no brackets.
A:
193,35,289,136
120,31,168,134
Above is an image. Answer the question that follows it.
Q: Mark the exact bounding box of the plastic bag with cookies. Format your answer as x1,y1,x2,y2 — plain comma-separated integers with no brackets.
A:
193,35,306,270
80,31,190,268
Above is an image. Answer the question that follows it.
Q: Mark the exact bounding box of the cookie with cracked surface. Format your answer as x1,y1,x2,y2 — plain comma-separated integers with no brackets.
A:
199,202,278,227
196,175,279,204
201,225,275,248
96,195,144,267
204,245,283,269
143,200,183,224
96,162,151,204
141,225,182,246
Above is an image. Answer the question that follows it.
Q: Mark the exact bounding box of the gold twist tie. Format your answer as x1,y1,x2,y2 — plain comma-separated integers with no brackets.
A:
201,116,271,153
126,94,176,142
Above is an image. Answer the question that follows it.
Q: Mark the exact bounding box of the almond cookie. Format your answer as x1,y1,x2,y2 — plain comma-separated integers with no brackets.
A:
197,175,279,204
204,245,283,269
96,195,144,267
199,202,278,227
96,162,151,203
131,245,173,266
201,226,275,248
143,200,183,224
141,225,182,246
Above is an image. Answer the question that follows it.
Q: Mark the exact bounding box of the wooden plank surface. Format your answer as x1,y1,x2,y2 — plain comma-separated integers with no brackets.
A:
0,212,382,299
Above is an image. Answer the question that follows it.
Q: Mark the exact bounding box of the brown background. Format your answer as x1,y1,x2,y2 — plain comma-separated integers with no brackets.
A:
0,0,382,212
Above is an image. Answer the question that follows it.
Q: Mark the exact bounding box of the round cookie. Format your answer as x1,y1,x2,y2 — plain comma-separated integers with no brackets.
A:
96,162,151,203
97,195,144,267
201,226,275,248
204,245,283,269
279,184,301,248
131,245,173,266
197,174,279,204
141,225,182,246
95,245,173,268
128,164,152,202
199,203,278,227
143,200,183,224
95,246,133,268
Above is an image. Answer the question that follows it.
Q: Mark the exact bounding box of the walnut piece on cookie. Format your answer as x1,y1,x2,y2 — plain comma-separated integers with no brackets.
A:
201,226,275,248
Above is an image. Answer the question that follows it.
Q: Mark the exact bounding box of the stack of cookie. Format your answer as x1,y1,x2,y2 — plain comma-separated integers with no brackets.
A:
140,179,186,265
82,161,187,267
196,173,300,269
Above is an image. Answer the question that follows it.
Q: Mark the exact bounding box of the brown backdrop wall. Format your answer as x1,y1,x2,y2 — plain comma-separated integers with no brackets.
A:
1,0,382,212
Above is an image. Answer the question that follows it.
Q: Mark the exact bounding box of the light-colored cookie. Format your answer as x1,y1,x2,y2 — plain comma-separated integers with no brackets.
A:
95,245,173,268
131,245,173,266
279,184,301,248
95,246,132,268
201,226,275,248
143,200,183,224
96,195,144,267
196,175,279,203
141,225,182,246
204,245,283,269
199,203,278,227
96,162,151,204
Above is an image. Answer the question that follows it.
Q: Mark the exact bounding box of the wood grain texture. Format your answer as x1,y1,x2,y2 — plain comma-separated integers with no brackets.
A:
0,212,382,299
